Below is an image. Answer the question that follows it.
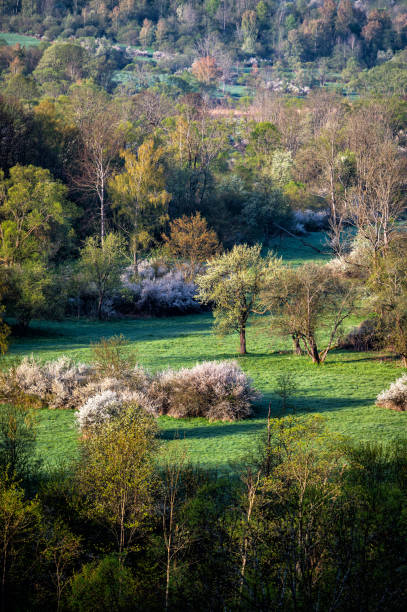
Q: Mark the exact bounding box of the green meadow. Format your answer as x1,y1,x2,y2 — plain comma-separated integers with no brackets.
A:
0,32,41,47
6,313,406,472
3,233,406,472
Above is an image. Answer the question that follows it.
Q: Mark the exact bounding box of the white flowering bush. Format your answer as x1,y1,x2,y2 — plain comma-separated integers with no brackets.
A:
376,375,407,411
0,356,92,409
148,360,259,421
121,264,201,315
75,387,158,431
76,390,124,430
292,209,329,234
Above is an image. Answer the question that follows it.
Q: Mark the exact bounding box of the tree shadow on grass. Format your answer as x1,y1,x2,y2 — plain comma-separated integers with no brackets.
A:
159,394,376,442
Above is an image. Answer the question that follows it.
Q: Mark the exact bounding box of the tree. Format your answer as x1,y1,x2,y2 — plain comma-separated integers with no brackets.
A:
0,476,42,611
0,404,38,481
344,107,406,265
69,84,125,243
0,273,10,355
33,43,90,93
76,405,158,560
110,140,170,272
0,164,76,266
196,244,276,354
241,10,258,54
369,235,407,366
191,56,218,85
4,261,53,329
163,212,220,280
41,520,81,612
78,233,125,320
262,263,358,364
69,555,137,612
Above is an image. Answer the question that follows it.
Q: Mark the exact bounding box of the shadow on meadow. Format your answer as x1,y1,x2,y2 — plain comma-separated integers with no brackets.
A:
159,395,375,442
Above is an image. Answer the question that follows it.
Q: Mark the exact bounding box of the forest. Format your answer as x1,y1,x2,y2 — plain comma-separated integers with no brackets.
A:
0,0,407,610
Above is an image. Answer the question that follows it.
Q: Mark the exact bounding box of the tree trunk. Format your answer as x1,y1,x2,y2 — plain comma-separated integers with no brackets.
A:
310,339,320,364
100,188,105,245
292,335,302,355
240,326,247,355
97,294,103,320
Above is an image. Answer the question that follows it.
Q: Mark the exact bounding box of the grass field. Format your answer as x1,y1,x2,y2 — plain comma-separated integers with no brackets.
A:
0,32,41,47
4,232,406,472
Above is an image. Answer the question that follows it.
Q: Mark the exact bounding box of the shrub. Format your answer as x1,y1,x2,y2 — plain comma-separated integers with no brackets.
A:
0,356,91,409
339,319,382,352
75,385,158,431
376,375,407,411
75,391,124,431
292,209,329,233
121,263,202,316
148,360,259,421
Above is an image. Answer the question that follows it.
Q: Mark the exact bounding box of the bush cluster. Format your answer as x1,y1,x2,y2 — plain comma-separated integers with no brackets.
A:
0,356,258,426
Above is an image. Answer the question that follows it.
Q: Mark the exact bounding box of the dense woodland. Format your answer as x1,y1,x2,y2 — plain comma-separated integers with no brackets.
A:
0,0,407,610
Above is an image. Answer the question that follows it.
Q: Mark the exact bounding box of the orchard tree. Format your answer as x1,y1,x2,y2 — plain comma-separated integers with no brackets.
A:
196,244,276,355
78,233,125,320
163,212,220,280
110,139,170,272
262,262,358,364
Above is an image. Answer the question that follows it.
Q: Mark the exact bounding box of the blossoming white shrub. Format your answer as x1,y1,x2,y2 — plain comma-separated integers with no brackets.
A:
292,209,329,233
76,390,124,430
121,264,201,315
0,356,92,409
376,375,407,411
148,360,259,421
76,388,158,431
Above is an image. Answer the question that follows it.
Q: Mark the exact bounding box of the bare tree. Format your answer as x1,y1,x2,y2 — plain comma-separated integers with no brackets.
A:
69,85,125,243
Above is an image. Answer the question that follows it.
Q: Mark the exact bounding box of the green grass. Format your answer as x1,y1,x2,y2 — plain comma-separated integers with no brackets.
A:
269,231,331,265
4,231,406,472
0,32,41,47
5,312,406,472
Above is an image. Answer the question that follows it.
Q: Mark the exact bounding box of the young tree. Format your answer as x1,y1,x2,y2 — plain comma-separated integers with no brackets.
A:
0,404,38,481
41,520,81,612
196,244,276,354
369,235,407,366
78,233,125,320
76,405,158,560
163,212,220,280
262,262,358,364
0,477,42,610
110,140,170,272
